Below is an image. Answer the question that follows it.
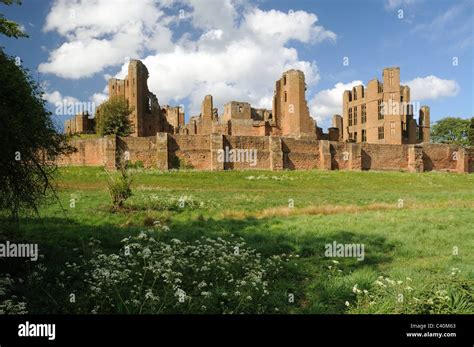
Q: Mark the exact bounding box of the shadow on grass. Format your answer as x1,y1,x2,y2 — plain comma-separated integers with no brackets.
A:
0,215,396,314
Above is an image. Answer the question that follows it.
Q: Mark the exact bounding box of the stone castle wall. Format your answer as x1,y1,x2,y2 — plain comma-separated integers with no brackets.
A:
58,134,473,174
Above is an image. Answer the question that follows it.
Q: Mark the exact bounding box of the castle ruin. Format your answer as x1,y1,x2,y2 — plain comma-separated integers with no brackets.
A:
61,60,473,173
331,67,430,145
66,60,318,139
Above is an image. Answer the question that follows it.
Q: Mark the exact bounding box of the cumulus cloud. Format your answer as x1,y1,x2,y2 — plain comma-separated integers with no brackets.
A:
403,75,460,101
39,0,173,78
39,0,336,117
43,90,78,104
308,80,363,126
90,93,108,106
242,9,336,44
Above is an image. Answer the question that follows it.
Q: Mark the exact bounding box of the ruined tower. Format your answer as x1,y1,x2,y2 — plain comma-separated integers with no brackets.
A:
419,106,430,143
108,60,162,137
272,70,316,137
201,95,214,121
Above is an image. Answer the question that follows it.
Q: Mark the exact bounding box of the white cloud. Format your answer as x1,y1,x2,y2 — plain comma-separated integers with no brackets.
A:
39,0,173,78
404,75,460,101
308,81,363,127
40,1,336,119
109,6,332,116
243,9,336,45
43,90,78,105
91,93,108,106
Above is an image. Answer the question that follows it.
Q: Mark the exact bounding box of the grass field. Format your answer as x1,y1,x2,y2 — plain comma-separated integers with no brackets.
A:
2,167,473,314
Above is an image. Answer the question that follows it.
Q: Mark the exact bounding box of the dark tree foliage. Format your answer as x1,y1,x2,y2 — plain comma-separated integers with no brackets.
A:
95,96,133,137
468,117,474,147
0,50,75,219
0,0,28,38
430,117,470,146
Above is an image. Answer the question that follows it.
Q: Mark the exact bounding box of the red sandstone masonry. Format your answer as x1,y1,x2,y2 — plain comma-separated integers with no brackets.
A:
170,134,211,170
281,137,320,170
57,138,106,166
223,135,270,170
57,135,473,173
421,144,459,172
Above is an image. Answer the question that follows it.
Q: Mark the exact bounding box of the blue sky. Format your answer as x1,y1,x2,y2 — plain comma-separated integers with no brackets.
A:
1,0,472,131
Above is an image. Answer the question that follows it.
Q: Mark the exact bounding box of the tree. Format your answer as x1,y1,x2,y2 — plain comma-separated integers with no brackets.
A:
468,117,474,147
95,96,134,136
0,0,28,38
0,50,74,220
430,117,470,146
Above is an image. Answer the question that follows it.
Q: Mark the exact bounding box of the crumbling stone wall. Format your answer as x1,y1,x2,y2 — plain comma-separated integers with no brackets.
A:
57,137,106,166
281,137,320,170
361,143,409,171
421,144,459,172
169,134,212,170
118,136,157,168
223,135,271,170
57,135,473,174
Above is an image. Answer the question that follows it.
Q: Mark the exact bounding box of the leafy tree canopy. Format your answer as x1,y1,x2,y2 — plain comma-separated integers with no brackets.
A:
0,0,28,38
430,117,471,146
0,50,74,219
95,96,134,137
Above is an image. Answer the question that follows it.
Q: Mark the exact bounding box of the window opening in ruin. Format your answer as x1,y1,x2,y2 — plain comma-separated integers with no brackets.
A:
378,126,384,140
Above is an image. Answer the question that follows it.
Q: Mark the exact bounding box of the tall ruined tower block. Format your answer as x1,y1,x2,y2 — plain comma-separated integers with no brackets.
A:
201,95,214,121
127,60,150,137
419,106,430,143
272,70,316,137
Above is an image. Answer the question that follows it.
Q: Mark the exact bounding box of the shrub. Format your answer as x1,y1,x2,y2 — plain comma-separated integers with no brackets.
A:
107,168,133,210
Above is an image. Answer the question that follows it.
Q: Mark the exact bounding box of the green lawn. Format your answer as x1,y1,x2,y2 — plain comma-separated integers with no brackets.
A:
2,167,473,314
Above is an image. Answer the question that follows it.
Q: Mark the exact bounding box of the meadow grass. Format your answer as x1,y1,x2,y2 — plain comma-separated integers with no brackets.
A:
2,166,473,313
